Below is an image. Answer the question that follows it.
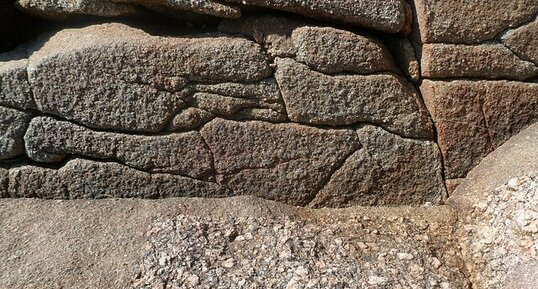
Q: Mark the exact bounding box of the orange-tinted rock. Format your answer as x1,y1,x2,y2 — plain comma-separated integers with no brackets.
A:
413,0,538,43
421,43,538,81
422,80,538,178
502,18,538,65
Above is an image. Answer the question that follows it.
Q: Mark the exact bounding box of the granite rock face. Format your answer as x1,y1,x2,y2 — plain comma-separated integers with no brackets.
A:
7,159,230,199
0,19,451,207
25,23,271,132
24,116,214,179
200,118,361,206
413,0,538,43
17,0,410,32
310,125,446,207
448,122,538,289
502,18,538,65
0,106,32,160
275,58,433,139
421,43,538,81
421,80,538,179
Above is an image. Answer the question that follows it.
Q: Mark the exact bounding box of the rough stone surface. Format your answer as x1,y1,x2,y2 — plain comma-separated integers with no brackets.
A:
168,107,214,131
219,15,301,59
0,52,34,110
17,0,139,18
0,167,7,198
422,80,538,179
24,116,213,179
453,174,538,289
200,118,361,206
7,159,229,199
275,57,433,139
382,35,421,81
26,23,271,132
113,0,241,18
421,43,538,80
226,0,409,33
0,106,32,160
448,122,538,289
0,197,470,288
413,0,538,43
310,125,446,207
502,18,538,65
292,26,396,74
17,0,409,33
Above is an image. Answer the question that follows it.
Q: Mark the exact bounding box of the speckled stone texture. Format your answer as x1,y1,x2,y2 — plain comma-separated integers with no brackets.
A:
449,122,538,289
0,197,470,289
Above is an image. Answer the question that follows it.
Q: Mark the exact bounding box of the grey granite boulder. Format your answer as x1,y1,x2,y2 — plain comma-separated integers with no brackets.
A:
7,159,229,199
0,106,32,160
200,118,360,206
24,116,213,179
275,58,433,139
310,125,446,207
25,23,271,132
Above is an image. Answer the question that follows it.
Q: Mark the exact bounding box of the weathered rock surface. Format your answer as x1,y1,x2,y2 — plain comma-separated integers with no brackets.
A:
292,26,396,74
200,118,361,205
168,107,214,131
219,15,301,59
310,125,446,207
113,0,241,18
0,106,32,160
382,35,421,81
17,0,409,32
502,18,538,65
187,80,286,122
24,117,213,179
17,0,138,18
421,43,538,80
225,0,410,33
422,80,538,178
0,197,470,288
275,58,433,139
24,23,271,132
0,52,34,110
448,122,538,289
413,0,538,43
7,159,229,199
0,167,7,197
